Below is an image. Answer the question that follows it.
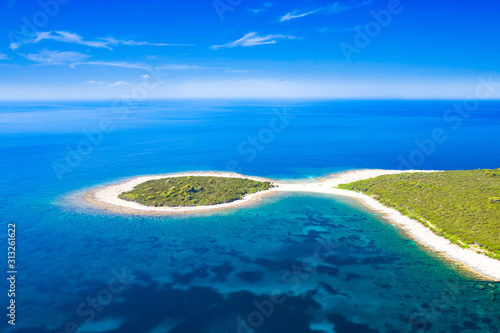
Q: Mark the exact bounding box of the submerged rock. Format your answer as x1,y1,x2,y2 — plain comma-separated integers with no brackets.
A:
484,291,496,301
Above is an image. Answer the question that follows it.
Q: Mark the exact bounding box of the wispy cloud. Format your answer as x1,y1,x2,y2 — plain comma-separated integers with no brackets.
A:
22,54,240,73
71,61,234,72
280,9,321,22
212,32,298,49
247,8,265,14
228,69,250,73
0,53,9,60
11,31,110,50
155,64,215,70
22,49,90,64
280,0,372,22
85,80,105,85
10,31,193,50
330,0,373,13
71,61,150,70
84,80,130,87
247,1,273,14
109,81,130,87
101,37,193,47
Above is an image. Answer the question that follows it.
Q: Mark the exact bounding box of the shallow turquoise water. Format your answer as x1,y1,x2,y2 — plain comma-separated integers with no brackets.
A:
0,100,499,332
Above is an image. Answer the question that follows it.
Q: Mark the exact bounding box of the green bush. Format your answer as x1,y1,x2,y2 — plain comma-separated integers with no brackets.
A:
489,197,500,204
485,169,500,178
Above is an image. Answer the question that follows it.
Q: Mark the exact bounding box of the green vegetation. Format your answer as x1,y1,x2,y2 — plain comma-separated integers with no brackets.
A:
119,176,273,207
338,169,500,259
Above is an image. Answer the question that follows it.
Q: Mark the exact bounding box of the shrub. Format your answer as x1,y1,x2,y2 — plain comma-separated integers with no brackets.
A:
489,197,500,204
485,169,500,178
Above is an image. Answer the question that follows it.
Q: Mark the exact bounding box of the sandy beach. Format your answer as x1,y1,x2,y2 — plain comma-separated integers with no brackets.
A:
83,169,500,280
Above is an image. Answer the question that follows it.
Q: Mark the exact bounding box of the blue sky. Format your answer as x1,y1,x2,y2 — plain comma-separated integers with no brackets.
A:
1,0,499,99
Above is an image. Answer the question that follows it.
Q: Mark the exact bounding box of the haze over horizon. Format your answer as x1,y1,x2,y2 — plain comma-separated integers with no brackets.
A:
1,0,500,100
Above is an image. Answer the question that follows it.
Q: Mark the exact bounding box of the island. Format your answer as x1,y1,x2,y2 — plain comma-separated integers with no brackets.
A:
118,175,274,207
338,168,500,260
83,172,280,215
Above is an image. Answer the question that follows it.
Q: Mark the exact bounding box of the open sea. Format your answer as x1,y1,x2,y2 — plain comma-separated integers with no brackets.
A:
0,100,499,333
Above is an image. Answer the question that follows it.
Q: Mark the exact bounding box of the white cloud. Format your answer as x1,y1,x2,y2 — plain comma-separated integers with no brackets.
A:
154,64,214,70
85,80,105,85
109,81,130,87
10,31,193,50
101,37,193,47
0,53,9,60
212,32,298,49
280,9,320,22
23,49,90,64
71,60,236,72
71,61,150,70
11,31,110,50
141,74,150,79
247,8,264,14
280,0,372,22
85,80,130,87
247,2,273,14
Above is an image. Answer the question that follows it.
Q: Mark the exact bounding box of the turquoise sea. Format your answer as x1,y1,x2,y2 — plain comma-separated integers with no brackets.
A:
0,100,499,333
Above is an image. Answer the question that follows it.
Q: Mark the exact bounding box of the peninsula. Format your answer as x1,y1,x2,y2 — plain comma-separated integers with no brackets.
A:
339,169,500,260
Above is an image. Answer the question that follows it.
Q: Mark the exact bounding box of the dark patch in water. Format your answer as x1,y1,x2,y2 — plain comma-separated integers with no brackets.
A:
236,270,264,283
318,281,339,294
252,257,303,272
343,273,362,281
172,265,210,285
328,313,379,333
210,262,234,282
316,265,340,277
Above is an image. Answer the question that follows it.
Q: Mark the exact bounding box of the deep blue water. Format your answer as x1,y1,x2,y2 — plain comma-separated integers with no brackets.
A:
0,100,499,333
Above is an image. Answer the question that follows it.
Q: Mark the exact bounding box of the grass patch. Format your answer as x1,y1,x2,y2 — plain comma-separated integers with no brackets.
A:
338,169,500,259
119,176,273,207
